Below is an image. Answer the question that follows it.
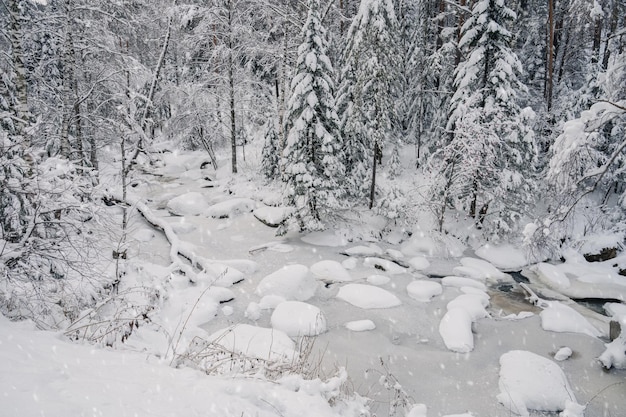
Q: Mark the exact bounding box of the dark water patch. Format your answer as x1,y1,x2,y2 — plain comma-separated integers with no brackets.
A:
426,274,447,279
508,270,530,283
572,298,623,316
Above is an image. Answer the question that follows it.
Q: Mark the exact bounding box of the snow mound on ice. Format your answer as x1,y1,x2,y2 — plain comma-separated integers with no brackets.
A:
457,257,509,282
271,301,327,337
497,350,582,417
554,347,573,361
406,280,442,302
207,198,256,218
406,403,427,417
301,231,348,247
256,265,318,301
408,256,430,270
475,244,529,270
367,274,390,285
531,262,571,290
345,320,376,332
447,293,489,321
439,308,473,353
401,233,465,258
363,257,407,275
166,192,208,216
336,284,401,309
253,206,294,227
540,301,602,337
343,244,383,257
310,260,352,283
441,276,487,291
207,323,297,361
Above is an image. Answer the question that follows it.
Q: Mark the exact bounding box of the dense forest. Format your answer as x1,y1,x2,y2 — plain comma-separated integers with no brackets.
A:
1,0,625,323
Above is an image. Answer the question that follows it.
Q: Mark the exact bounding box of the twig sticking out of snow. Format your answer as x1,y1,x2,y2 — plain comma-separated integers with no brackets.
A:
519,283,550,309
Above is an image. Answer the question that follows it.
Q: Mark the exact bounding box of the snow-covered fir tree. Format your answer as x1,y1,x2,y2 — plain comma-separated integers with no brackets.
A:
261,117,281,180
430,0,538,236
280,0,345,232
336,0,399,205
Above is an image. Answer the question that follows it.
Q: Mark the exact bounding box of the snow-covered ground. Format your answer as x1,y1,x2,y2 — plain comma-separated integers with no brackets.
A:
2,151,625,417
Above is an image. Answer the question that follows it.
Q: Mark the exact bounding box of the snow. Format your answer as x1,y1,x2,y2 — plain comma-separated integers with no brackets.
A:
301,231,348,247
406,404,428,417
531,262,571,290
367,274,390,285
256,265,318,301
441,276,487,291
446,293,489,321
497,350,582,416
406,280,443,302
0,317,362,417
345,319,376,332
539,301,602,337
271,301,327,337
457,257,509,282
253,205,294,227
166,191,208,216
554,347,573,361
206,197,257,218
439,308,474,353
363,257,407,274
408,256,430,270
343,244,383,257
336,284,401,309
310,260,353,283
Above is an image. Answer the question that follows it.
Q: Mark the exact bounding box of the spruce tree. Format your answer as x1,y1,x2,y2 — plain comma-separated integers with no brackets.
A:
281,0,345,231
432,0,538,235
336,0,399,206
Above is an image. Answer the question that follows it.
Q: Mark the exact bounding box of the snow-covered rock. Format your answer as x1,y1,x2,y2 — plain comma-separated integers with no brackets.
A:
531,262,571,290
342,245,383,257
206,324,297,361
363,257,407,275
458,257,509,282
336,284,401,309
345,319,376,332
406,280,442,302
166,192,209,216
475,244,529,270
497,350,582,417
408,256,430,270
446,294,489,321
207,198,256,218
301,231,348,247
554,347,573,361
256,265,318,301
441,276,487,291
271,301,327,337
439,308,474,353
540,301,602,337
310,260,352,283
253,206,294,227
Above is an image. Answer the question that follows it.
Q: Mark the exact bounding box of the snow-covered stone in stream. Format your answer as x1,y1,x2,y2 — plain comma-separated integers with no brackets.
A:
363,257,407,275
345,319,376,332
446,294,489,321
310,260,352,283
259,295,286,310
406,403,427,417
554,347,573,361
253,206,294,227
540,301,602,337
200,263,245,287
206,287,235,304
367,274,390,285
336,284,401,309
460,286,491,299
458,257,509,281
245,302,261,321
207,198,256,218
531,262,571,290
206,324,297,361
343,244,384,257
221,306,233,316
341,257,358,270
401,233,465,258
406,280,442,302
301,231,348,247
170,221,196,235
441,276,487,291
271,301,327,337
408,256,430,270
439,308,474,353
166,192,209,216
475,244,529,270
598,302,626,369
497,350,582,417
133,228,156,242
385,249,404,259
452,265,485,280
256,265,318,301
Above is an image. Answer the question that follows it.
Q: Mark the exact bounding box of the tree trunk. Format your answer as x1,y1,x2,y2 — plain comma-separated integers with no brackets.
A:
60,0,76,159
545,0,555,111
369,140,377,209
8,0,31,146
228,0,237,174
601,0,619,70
